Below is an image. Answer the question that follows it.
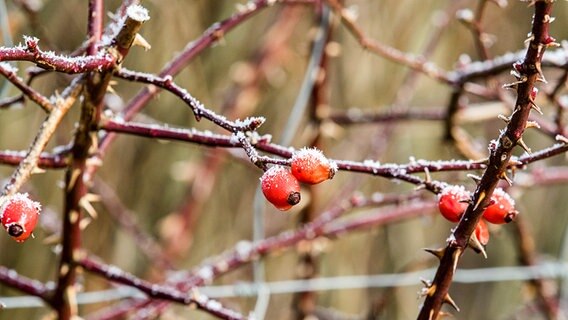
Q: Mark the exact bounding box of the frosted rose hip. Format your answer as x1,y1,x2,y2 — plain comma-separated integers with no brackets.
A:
261,166,301,211
475,219,490,246
1,193,41,242
438,185,470,222
483,188,517,224
291,148,337,185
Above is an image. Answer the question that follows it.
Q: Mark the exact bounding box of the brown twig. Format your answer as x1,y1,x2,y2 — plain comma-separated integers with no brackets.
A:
1,77,83,197
0,63,52,112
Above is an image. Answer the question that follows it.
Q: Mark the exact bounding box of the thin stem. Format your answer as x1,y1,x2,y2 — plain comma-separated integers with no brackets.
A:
1,77,82,197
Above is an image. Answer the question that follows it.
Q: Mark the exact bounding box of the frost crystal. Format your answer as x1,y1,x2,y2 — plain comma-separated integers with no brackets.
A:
196,266,214,283
126,5,150,22
0,62,18,74
235,240,253,260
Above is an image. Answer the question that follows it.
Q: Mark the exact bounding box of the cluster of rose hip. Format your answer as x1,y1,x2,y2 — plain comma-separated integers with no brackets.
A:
438,185,517,245
260,148,337,210
0,148,337,242
0,193,41,242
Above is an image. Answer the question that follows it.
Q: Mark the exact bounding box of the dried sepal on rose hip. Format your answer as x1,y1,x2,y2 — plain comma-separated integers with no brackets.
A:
290,148,337,185
0,193,41,242
261,166,301,211
437,185,471,223
482,188,517,224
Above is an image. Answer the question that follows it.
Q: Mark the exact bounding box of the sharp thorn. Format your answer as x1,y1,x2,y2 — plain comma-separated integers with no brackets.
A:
424,247,445,260
424,167,431,183
556,134,568,144
517,138,532,154
420,277,432,287
498,114,511,123
499,172,514,186
444,293,461,312
467,174,482,183
472,191,486,211
525,120,540,129
469,233,488,259
529,100,544,115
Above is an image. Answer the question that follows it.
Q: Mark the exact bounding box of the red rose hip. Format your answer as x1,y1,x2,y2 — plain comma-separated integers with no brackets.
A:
438,185,470,222
291,148,337,185
0,193,41,242
483,188,517,224
261,166,301,211
475,219,490,246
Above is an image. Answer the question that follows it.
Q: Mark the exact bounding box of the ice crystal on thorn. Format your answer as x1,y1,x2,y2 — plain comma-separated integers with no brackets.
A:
126,4,150,22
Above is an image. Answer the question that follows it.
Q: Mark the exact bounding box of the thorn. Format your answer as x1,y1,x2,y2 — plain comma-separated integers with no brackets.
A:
32,166,46,174
414,184,426,191
451,249,461,273
517,138,532,154
444,293,461,312
79,196,98,219
529,100,544,115
525,34,535,44
472,158,489,164
499,171,513,186
424,283,437,297
420,278,432,287
67,169,81,191
508,158,523,167
467,174,482,183
536,63,547,83
472,191,486,211
42,232,61,245
424,247,445,260
503,77,527,90
84,193,101,202
469,232,488,258
546,41,561,48
79,217,92,230
498,114,511,123
424,167,431,183
556,134,568,144
133,33,151,50
525,120,540,129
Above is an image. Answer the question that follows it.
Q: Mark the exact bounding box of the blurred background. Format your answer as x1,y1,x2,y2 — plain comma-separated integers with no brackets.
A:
1,0,568,319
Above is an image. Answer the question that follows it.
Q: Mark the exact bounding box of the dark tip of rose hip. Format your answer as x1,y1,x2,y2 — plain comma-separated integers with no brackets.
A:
7,224,24,237
505,211,519,223
287,192,301,206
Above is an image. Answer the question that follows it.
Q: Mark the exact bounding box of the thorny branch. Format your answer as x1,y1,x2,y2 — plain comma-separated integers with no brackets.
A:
417,2,556,319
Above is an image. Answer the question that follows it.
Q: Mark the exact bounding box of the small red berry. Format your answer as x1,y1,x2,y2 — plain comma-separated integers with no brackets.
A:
0,193,41,242
291,148,337,185
438,185,470,222
475,219,490,246
261,166,301,211
483,188,517,224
